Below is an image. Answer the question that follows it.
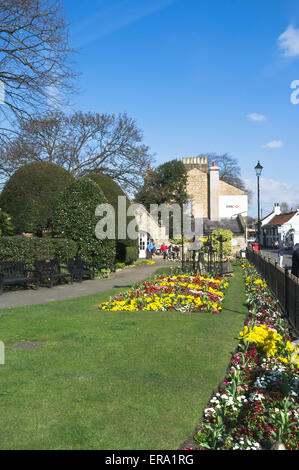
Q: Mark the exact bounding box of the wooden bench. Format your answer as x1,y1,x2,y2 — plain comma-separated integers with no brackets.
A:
34,259,71,288
66,257,96,283
0,261,39,295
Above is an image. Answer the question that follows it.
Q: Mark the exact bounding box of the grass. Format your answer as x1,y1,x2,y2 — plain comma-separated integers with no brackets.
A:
0,264,248,450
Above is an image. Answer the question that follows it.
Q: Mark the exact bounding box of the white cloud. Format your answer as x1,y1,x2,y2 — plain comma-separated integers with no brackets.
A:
245,177,299,215
262,140,283,149
278,25,299,57
247,113,266,122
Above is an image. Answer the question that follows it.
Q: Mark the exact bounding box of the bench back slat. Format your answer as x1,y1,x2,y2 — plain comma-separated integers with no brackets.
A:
34,259,61,276
0,261,27,280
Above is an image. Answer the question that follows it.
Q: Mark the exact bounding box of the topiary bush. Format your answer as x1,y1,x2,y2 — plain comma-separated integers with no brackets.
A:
86,173,139,264
52,177,116,269
0,236,78,269
0,162,74,235
124,246,139,265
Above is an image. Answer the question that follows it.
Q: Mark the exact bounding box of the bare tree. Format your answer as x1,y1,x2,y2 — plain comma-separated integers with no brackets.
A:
280,202,292,213
198,152,253,202
200,153,245,189
0,110,154,194
0,0,76,142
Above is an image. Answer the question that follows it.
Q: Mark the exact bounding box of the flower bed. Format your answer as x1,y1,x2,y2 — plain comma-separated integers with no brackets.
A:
187,261,299,451
98,273,229,313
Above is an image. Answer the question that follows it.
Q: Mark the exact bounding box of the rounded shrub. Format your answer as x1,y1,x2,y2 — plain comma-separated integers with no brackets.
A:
52,177,116,269
0,162,74,235
86,173,139,263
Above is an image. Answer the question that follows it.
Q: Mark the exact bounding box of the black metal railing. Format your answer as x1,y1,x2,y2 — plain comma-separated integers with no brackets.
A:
181,236,233,277
246,248,299,334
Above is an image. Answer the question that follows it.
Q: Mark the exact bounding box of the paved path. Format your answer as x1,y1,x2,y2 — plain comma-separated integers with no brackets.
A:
0,260,177,310
260,249,293,270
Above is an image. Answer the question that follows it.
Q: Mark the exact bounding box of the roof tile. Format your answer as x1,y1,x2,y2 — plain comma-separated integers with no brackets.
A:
263,212,297,227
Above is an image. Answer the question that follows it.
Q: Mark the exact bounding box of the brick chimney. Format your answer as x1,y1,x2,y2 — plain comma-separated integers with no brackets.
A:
208,161,219,220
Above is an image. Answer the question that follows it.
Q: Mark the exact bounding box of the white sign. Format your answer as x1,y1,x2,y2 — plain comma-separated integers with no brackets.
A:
219,195,248,219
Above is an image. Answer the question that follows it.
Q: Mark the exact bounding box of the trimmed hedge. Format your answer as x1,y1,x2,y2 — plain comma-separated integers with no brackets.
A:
0,236,78,269
0,161,74,235
52,177,116,269
86,173,139,264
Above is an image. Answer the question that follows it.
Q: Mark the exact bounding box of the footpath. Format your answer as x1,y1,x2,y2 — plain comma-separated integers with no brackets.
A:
0,260,176,310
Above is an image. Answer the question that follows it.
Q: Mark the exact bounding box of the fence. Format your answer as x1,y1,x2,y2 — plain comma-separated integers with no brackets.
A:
246,248,299,334
181,236,233,277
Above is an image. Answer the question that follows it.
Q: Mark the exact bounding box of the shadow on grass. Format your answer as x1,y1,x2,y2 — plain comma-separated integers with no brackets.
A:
113,285,132,288
223,305,247,315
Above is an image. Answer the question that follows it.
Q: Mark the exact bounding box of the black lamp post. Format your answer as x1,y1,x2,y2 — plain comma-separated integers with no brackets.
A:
254,161,263,247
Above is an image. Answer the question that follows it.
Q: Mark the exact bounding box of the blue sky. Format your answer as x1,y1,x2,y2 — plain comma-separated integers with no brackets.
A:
64,0,299,217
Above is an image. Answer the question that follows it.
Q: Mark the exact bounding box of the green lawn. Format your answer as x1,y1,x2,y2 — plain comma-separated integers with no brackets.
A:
0,264,247,450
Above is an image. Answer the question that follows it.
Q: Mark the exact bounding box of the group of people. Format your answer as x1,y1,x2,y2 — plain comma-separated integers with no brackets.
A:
160,243,180,260
146,241,180,260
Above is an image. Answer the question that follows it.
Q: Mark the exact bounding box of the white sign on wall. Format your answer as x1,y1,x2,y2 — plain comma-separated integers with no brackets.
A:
219,195,248,219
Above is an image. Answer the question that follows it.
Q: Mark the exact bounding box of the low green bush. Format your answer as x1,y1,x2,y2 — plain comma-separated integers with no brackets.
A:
124,246,139,265
0,236,78,269
116,262,126,269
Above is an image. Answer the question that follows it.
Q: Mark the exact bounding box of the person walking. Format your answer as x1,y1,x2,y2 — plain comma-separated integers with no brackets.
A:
278,243,285,268
291,245,299,278
147,241,154,260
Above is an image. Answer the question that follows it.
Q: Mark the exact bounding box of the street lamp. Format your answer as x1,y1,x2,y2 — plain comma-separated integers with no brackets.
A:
254,161,263,248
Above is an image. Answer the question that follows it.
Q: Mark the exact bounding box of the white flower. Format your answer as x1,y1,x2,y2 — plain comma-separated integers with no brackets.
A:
204,408,215,414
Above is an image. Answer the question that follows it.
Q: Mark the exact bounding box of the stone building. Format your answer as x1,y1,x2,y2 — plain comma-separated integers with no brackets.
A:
137,156,248,257
183,157,248,220
183,157,248,253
